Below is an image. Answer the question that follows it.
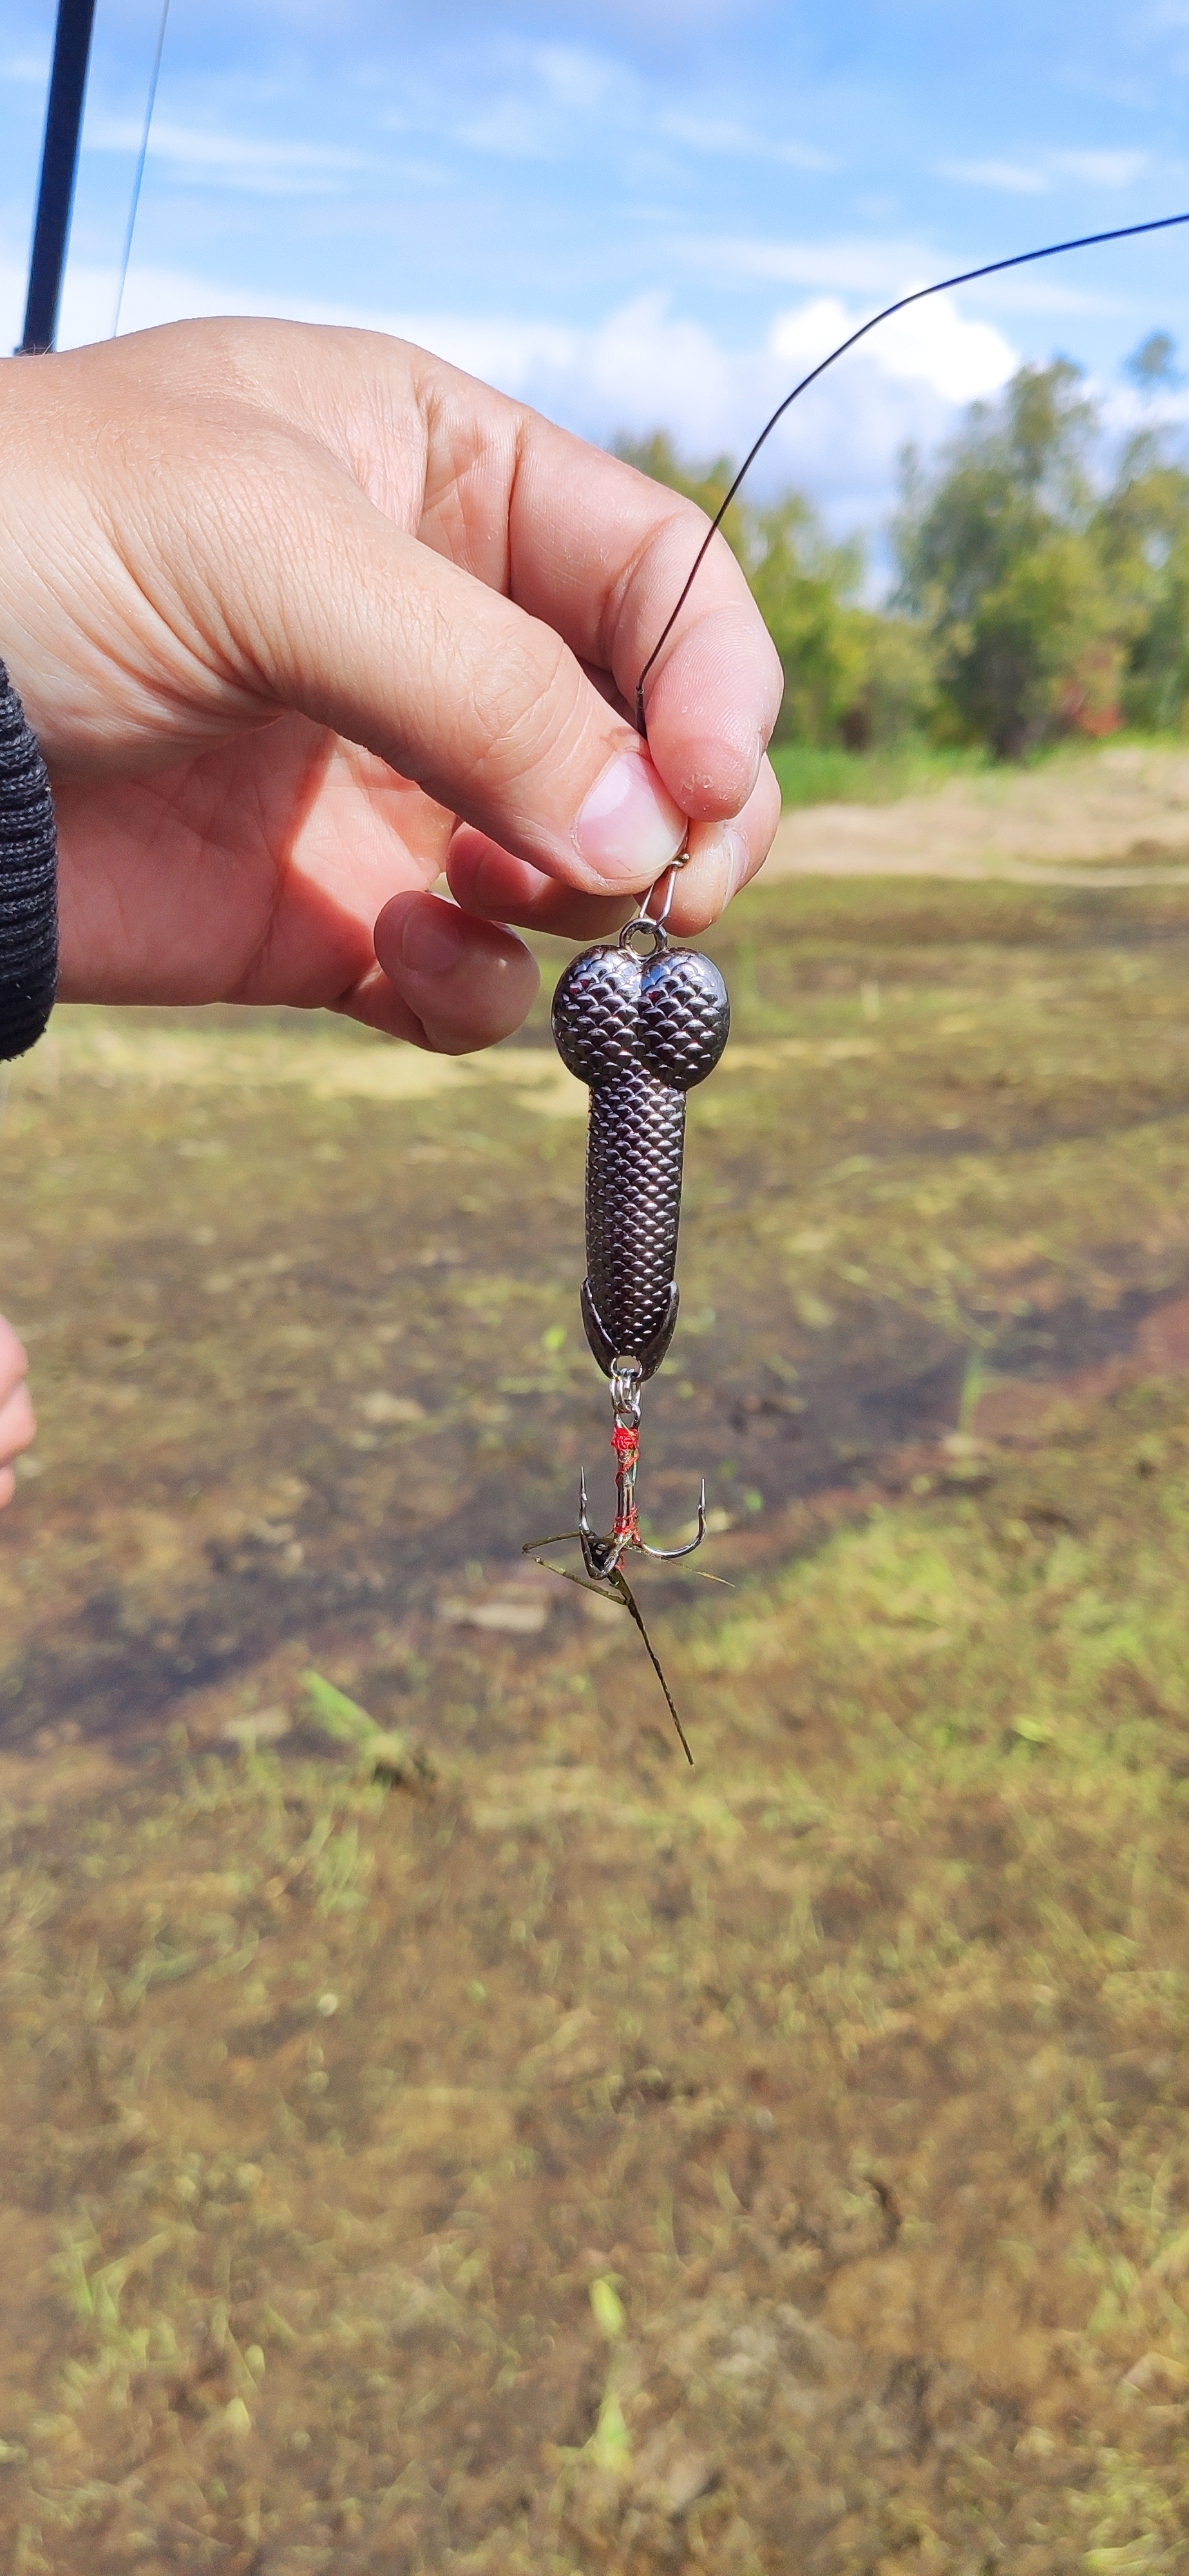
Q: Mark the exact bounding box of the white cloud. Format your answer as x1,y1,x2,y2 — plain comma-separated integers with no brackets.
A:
532,44,623,112
0,252,1020,554
1052,147,1150,187
939,146,1152,196
867,298,1018,403
689,234,952,298
452,100,557,157
966,272,1143,317
377,41,833,176
657,109,835,170
449,79,836,171
938,158,1049,195
0,51,50,84
86,114,368,191
766,296,855,370
1098,378,1189,441
684,229,1148,321
769,292,1016,406
406,39,640,162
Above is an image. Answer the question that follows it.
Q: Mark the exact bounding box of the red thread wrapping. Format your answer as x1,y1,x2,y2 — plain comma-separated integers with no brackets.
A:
612,1420,640,1541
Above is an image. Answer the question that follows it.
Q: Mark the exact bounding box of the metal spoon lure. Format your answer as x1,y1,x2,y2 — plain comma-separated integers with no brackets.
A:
524,855,730,1759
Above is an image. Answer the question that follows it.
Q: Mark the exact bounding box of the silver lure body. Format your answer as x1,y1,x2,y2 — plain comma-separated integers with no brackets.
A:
551,935,730,1379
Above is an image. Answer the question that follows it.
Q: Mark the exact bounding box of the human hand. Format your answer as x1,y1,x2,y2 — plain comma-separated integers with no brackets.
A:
0,1318,34,1508
0,320,781,1054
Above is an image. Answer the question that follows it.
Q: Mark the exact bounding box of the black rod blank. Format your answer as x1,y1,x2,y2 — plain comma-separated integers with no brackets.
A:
17,0,99,355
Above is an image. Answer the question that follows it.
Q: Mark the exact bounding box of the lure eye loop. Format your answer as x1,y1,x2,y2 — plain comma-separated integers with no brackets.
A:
617,832,689,956
618,916,667,958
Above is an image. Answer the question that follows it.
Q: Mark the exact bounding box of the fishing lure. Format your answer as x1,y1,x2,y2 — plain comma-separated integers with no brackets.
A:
525,201,1189,1758
524,858,730,1762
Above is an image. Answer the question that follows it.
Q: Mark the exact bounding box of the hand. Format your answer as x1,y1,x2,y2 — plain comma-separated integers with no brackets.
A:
0,1319,34,1508
0,321,783,1055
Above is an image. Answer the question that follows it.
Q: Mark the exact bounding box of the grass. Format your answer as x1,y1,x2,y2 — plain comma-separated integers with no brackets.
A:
768,726,1189,811
6,876,1189,2564
769,737,989,808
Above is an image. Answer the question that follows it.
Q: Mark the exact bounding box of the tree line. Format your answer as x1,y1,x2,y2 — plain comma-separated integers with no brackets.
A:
617,333,1189,760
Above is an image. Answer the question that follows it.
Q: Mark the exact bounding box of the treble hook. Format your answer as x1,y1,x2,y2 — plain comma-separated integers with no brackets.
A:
524,830,726,1763
599,1355,705,1573
524,1356,705,1763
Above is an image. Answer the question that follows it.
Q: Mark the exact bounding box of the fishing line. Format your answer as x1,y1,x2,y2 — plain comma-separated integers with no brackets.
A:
635,204,1189,732
111,0,171,339
585,198,1189,1752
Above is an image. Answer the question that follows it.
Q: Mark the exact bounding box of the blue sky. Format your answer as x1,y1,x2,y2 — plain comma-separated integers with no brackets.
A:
3,1,1187,556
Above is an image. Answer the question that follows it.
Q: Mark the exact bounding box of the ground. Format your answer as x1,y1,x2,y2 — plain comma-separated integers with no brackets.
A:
769,738,1189,884
5,808,1189,2568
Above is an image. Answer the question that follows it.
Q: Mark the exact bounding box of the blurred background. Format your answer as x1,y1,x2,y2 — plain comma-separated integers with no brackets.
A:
7,10,1189,2572
6,0,1189,770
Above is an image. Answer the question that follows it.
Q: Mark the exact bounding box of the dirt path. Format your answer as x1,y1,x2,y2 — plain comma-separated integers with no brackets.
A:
768,739,1189,882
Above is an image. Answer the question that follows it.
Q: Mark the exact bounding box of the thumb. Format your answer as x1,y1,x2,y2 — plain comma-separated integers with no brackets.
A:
191,435,687,899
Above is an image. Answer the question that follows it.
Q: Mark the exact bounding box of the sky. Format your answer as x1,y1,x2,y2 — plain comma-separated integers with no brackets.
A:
2,0,1188,571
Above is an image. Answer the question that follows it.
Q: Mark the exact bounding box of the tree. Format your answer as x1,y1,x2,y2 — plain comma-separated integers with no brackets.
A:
1125,332,1184,397
613,433,904,746
1096,339,1189,730
1096,453,1189,731
611,432,749,562
895,361,1123,755
745,493,871,743
617,356,1189,762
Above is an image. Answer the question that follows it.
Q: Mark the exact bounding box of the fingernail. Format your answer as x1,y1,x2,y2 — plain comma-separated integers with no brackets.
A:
683,824,747,925
395,896,461,978
724,822,749,896
575,750,686,882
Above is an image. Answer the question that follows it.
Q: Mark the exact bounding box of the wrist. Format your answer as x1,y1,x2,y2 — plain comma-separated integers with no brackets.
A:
0,660,59,1059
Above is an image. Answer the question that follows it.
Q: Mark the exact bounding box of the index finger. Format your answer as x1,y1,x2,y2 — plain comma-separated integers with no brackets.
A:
226,325,781,842
412,366,784,822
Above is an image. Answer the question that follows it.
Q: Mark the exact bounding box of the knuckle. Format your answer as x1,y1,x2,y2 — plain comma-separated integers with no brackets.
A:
461,619,586,786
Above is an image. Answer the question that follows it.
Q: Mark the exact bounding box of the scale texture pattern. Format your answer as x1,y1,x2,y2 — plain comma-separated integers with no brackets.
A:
638,948,732,1086
552,941,730,1372
585,1065,686,1358
549,943,640,1088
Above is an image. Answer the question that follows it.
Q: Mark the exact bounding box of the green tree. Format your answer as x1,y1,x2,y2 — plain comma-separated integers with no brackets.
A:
1125,331,1184,397
841,611,937,750
746,492,870,743
1095,339,1189,731
611,431,749,561
613,432,911,746
896,361,1124,756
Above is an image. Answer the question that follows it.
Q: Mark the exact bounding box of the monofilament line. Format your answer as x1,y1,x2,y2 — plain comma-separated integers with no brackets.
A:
111,0,171,339
634,205,1189,735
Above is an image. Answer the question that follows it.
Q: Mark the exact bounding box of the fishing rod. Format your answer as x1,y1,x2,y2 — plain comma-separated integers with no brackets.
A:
15,0,171,357
16,0,98,355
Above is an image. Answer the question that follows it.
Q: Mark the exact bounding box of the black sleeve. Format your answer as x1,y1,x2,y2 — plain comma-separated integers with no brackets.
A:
0,659,59,1063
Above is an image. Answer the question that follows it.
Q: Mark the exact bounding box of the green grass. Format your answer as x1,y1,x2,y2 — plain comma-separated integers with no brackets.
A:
769,736,989,807
768,726,1189,810
6,1388,1189,2568
6,876,1189,2565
